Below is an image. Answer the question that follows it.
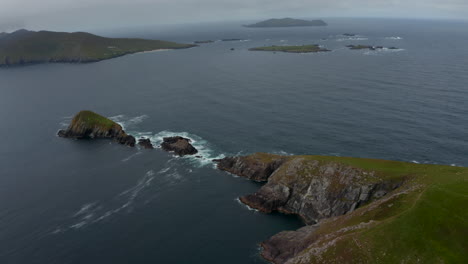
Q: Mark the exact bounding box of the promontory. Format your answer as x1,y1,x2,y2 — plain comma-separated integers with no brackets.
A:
215,153,467,264
0,29,196,66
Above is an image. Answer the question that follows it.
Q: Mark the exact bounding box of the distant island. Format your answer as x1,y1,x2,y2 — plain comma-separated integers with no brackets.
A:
0,29,196,66
194,40,214,44
249,44,330,53
244,18,327,28
347,44,399,50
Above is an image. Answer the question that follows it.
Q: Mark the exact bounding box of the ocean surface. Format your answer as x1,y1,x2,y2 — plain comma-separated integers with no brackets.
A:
1,18,467,264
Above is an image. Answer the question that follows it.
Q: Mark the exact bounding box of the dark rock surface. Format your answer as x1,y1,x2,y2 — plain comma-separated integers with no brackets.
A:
236,156,403,224
160,136,198,156
214,153,285,182
138,138,154,149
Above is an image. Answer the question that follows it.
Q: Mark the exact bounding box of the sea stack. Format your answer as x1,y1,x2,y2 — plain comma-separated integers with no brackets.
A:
58,110,136,147
138,138,154,149
160,136,198,156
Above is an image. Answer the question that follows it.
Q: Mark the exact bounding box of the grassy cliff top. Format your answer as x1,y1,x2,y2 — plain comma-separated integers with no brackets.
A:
245,18,327,28
0,29,196,66
242,153,468,263
70,110,120,131
249,44,330,53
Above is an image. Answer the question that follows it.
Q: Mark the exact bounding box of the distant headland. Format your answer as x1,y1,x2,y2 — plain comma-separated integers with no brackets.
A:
244,18,327,28
0,29,196,66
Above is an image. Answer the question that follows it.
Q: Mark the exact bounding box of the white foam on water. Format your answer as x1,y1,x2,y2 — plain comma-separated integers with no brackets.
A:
109,114,148,131
122,151,142,162
336,37,368,42
148,130,225,168
235,198,259,212
385,36,403,40
53,170,156,233
364,48,405,55
411,160,420,164
272,150,295,156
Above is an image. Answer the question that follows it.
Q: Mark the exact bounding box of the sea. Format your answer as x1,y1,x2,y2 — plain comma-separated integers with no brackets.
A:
0,18,467,264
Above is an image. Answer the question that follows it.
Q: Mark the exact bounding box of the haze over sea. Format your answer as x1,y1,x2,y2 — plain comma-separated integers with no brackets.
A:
0,18,467,264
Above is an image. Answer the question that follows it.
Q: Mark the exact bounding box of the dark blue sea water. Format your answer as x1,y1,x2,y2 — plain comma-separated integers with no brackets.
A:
0,18,467,264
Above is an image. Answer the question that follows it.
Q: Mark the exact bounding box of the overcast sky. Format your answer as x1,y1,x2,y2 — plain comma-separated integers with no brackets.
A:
1,0,467,32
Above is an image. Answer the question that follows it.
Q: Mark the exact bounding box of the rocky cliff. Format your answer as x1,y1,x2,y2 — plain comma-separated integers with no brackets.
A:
58,110,135,147
216,154,404,224
215,153,466,264
160,136,198,156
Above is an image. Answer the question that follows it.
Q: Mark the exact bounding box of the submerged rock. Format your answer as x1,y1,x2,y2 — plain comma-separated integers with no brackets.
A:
57,110,136,147
138,138,154,149
160,136,198,156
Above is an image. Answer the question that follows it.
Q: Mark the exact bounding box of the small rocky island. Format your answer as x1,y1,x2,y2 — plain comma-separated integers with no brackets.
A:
0,29,196,66
347,44,399,50
245,18,327,28
138,138,154,149
214,153,466,264
194,40,214,44
161,136,198,156
249,44,330,53
58,110,136,146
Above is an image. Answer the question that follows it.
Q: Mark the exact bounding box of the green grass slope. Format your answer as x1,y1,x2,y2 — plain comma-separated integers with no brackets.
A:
0,29,196,65
283,156,467,263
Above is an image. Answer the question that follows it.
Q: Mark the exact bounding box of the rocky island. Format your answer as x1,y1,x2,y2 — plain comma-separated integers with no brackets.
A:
161,136,198,156
0,29,196,66
249,44,330,53
194,40,214,44
58,110,136,146
215,153,467,263
245,18,327,28
347,44,399,50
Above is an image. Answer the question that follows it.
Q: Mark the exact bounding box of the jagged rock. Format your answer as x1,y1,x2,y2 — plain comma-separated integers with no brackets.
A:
58,110,135,147
235,156,403,224
160,136,198,156
138,138,154,149
214,153,285,182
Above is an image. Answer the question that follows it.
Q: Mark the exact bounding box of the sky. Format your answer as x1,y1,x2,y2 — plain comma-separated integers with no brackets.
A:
1,0,467,32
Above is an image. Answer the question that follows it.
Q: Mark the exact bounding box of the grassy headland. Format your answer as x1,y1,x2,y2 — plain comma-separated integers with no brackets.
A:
0,29,196,66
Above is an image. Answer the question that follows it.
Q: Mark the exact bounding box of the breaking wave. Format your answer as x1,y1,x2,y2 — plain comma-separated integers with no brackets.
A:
385,36,403,40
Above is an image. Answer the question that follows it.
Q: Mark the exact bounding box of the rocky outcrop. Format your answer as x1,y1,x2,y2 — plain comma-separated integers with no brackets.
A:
217,153,406,263
238,157,403,224
58,110,136,147
214,153,285,182
138,138,154,149
160,136,198,156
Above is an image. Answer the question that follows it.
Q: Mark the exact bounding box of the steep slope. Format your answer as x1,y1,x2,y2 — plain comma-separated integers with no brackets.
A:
216,154,468,263
0,29,196,65
58,110,135,146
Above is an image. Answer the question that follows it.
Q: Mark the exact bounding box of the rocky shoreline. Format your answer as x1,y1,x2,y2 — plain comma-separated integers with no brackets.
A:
214,153,409,263
57,112,465,263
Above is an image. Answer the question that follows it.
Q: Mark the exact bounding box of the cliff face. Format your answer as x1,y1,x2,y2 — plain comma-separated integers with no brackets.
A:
217,154,403,224
215,153,285,182
215,154,432,264
58,110,135,147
